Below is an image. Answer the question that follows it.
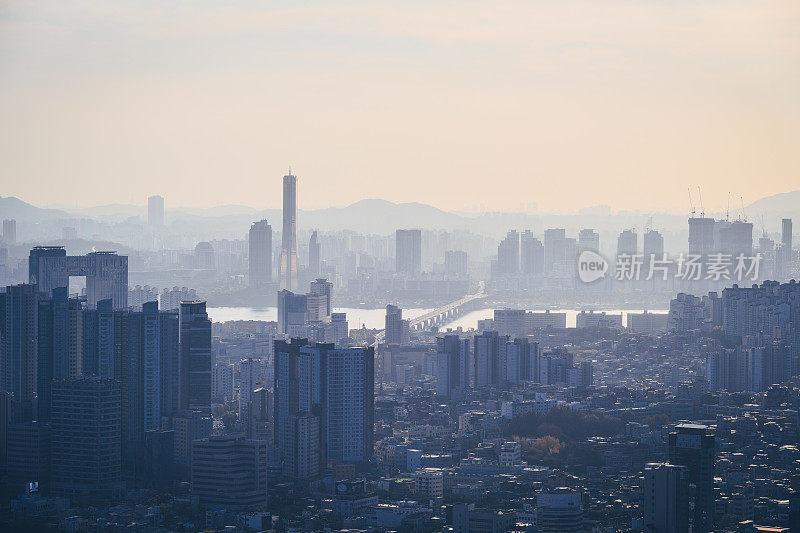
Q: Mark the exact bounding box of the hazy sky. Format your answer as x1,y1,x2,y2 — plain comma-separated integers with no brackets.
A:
1,1,799,212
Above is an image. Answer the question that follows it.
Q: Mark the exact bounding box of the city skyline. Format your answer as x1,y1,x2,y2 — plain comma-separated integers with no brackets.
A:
1,1,799,211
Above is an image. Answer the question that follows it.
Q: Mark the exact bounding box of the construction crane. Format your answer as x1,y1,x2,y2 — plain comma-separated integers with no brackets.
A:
688,188,696,217
726,192,731,222
697,186,705,218
739,196,747,222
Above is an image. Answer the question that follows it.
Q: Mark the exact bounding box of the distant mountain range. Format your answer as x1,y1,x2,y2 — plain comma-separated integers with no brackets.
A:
2,191,799,240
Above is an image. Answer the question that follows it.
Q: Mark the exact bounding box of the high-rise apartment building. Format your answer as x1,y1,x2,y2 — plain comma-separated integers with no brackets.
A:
668,424,715,532
578,229,599,253
544,228,566,273
395,229,422,276
643,462,689,533
248,220,272,287
29,247,128,309
617,229,638,256
435,335,471,400
147,195,165,227
179,301,212,413
688,217,715,255
495,230,520,274
37,287,83,422
0,283,38,415
279,172,299,291
643,229,664,258
274,340,374,479
385,304,408,345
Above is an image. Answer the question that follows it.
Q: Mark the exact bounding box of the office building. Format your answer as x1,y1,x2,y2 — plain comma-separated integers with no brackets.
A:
2,219,16,244
50,378,123,504
309,278,333,319
143,429,173,490
147,195,164,227
537,488,584,532
5,422,50,494
29,247,128,309
179,301,212,413
643,463,689,533
0,283,38,414
277,289,308,335
192,434,268,510
308,230,321,278
396,229,422,276
668,424,715,531
279,171,299,291
248,220,273,287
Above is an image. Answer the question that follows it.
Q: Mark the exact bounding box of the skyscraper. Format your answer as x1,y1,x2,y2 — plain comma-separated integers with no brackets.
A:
495,230,520,274
29,247,128,310
395,229,422,276
279,171,299,291
2,219,16,244
179,301,212,413
643,229,664,258
543,228,566,273
668,424,715,532
435,335,471,399
274,340,374,479
309,278,333,319
617,229,638,256
688,217,715,255
249,220,273,287
577,229,599,253
37,287,82,422
308,230,321,278
273,339,319,480
385,304,408,345
50,377,123,504
643,463,689,533
277,289,308,335
147,195,165,227
520,231,544,274
0,283,38,416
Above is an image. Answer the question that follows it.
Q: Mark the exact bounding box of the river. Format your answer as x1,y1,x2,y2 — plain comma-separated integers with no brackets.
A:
207,306,668,330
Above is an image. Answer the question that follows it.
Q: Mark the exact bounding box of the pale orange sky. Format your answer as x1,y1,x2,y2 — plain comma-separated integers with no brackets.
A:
1,1,799,212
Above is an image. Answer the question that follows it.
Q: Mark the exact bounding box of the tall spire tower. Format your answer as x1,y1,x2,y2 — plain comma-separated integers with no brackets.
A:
279,169,299,290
